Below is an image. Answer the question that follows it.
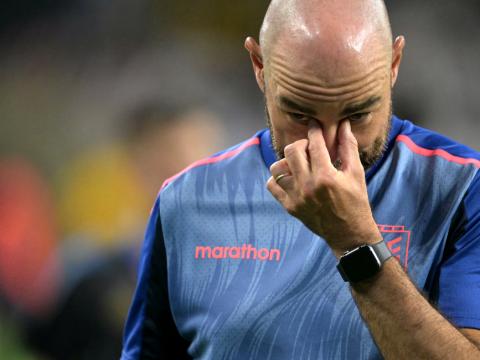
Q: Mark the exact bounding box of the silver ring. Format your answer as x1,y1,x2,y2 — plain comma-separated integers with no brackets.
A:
274,173,290,183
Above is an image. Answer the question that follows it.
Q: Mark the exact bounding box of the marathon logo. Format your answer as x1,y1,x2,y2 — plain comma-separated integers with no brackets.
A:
195,244,281,262
194,225,411,267
378,224,411,271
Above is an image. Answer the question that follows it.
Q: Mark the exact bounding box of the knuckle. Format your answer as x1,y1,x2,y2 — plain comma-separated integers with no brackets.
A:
292,202,305,215
284,144,296,157
323,177,336,188
270,160,287,174
317,172,336,188
308,141,318,153
269,161,280,173
284,139,307,157
284,197,306,215
301,181,316,200
285,203,297,215
296,139,309,149
266,176,275,188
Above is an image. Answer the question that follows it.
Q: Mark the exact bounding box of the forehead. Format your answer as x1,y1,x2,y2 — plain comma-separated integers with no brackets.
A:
267,37,390,105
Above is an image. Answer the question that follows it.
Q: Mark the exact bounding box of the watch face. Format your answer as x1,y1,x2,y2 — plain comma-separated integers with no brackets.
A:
339,246,381,283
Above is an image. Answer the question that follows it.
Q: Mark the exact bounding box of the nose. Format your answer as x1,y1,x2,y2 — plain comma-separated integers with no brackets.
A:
318,123,339,162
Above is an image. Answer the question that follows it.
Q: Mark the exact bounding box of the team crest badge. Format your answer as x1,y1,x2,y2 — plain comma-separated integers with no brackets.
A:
378,224,411,271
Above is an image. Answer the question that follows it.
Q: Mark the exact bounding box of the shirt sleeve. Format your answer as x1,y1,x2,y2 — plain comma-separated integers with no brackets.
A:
436,170,480,330
121,196,191,359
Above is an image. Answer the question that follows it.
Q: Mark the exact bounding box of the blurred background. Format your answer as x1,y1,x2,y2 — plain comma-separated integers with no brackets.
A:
0,1,478,359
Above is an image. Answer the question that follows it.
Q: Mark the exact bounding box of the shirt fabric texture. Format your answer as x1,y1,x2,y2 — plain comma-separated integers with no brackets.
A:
121,116,480,359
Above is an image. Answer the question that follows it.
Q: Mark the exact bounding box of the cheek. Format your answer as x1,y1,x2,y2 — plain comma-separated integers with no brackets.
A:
354,132,373,152
354,115,389,151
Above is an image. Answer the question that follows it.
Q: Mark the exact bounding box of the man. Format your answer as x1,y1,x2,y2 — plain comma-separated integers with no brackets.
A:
121,0,480,359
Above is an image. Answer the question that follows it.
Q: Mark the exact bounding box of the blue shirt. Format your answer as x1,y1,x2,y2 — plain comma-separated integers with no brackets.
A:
121,116,480,359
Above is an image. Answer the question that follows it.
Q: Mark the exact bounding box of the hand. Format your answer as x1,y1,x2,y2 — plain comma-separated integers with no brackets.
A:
267,120,382,257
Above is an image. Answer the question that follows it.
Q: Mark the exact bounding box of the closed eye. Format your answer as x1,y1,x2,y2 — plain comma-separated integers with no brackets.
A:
288,112,314,124
347,112,371,122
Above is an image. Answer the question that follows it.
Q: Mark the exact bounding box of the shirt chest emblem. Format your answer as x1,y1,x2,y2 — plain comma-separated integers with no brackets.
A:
378,224,411,270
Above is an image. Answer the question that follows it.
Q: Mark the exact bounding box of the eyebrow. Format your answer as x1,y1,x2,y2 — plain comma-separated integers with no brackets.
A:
340,96,382,117
277,96,317,116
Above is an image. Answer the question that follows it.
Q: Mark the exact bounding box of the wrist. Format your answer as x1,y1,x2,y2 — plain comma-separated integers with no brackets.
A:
331,230,383,259
336,239,392,284
350,258,400,293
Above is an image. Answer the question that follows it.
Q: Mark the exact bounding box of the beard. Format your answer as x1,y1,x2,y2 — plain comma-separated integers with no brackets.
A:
265,100,392,170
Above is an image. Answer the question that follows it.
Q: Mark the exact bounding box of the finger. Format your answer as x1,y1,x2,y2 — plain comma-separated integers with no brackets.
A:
283,139,310,184
307,121,334,174
270,158,291,178
266,175,289,205
270,159,295,191
336,120,361,171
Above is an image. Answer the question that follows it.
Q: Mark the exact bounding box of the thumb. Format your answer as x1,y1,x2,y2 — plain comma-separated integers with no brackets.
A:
336,120,361,170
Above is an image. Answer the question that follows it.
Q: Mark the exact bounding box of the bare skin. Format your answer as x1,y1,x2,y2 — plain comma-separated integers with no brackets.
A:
245,0,480,358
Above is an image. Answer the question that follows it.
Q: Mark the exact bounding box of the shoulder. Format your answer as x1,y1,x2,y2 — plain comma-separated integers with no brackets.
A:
394,118,480,168
373,118,480,224
159,131,265,197
394,118,480,224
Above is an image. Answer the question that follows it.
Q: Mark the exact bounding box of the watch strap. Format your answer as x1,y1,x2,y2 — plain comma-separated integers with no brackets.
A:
371,240,392,264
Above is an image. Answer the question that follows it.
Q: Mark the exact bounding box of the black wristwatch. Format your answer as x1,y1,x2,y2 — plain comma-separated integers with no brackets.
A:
336,240,392,283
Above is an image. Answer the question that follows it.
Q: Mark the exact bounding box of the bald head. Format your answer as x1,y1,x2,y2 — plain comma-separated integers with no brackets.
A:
260,0,393,69
245,0,404,167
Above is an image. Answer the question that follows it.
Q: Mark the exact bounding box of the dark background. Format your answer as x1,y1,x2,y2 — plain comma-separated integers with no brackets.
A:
0,1,478,358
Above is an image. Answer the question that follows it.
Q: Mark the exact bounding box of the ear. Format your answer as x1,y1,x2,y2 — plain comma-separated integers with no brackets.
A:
391,36,405,88
244,37,266,92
